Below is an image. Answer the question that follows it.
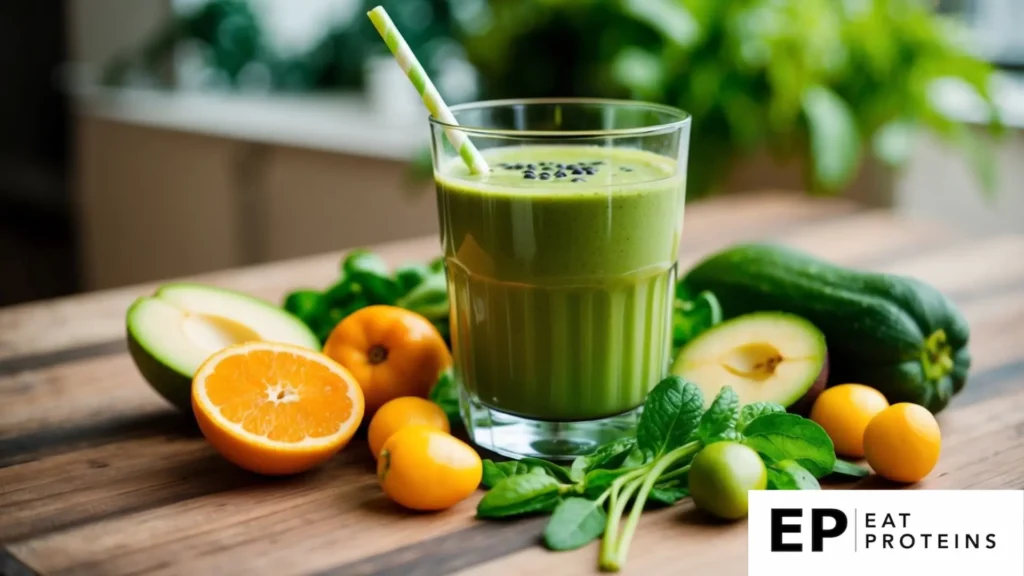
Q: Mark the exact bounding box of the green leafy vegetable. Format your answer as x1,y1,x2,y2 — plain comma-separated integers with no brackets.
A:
394,263,431,293
831,458,871,479
343,250,401,305
519,458,574,484
636,376,705,458
543,498,607,551
736,401,786,432
482,460,531,489
741,413,836,478
697,386,739,443
428,370,461,428
477,473,564,519
672,288,722,353
767,460,821,490
476,375,837,573
570,437,638,482
647,484,689,507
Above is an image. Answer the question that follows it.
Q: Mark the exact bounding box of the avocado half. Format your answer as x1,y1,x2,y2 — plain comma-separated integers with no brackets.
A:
127,283,320,413
670,311,828,414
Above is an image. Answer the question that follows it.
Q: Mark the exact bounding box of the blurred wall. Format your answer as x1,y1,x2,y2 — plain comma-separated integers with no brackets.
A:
67,0,171,66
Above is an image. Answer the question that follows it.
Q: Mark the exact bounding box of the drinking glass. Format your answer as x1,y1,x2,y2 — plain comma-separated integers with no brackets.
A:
429,99,691,460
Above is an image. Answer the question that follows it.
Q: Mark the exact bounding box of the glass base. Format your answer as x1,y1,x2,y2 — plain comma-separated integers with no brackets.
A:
461,390,640,461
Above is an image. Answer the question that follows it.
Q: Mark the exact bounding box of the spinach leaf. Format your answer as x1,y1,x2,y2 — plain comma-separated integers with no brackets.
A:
581,466,637,499
647,484,689,507
672,288,722,350
481,460,531,489
519,457,574,484
697,386,739,443
543,497,607,551
569,437,638,482
830,458,871,479
741,413,836,478
477,473,563,519
767,459,821,490
428,370,461,427
736,402,786,433
343,249,401,305
636,377,705,458
394,263,431,294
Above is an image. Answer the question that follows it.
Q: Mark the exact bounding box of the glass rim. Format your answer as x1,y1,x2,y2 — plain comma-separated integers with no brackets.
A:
428,97,691,138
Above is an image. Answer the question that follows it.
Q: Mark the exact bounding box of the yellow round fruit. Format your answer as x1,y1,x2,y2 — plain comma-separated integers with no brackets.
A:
368,396,450,459
378,425,482,511
863,403,941,484
810,383,890,458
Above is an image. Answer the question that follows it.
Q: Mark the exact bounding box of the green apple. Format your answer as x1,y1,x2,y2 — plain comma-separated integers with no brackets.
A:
127,283,320,413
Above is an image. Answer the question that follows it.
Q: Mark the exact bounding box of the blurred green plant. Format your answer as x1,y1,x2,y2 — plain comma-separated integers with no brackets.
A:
104,0,461,93
453,0,1004,199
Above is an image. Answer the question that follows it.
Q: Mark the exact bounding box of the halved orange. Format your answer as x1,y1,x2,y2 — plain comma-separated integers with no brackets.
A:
192,341,365,475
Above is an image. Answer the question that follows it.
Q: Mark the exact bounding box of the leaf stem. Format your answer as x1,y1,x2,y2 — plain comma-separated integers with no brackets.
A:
598,464,649,568
599,476,645,571
612,442,702,568
655,463,691,485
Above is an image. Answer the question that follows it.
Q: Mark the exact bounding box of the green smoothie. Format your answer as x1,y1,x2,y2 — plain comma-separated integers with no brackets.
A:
436,145,685,421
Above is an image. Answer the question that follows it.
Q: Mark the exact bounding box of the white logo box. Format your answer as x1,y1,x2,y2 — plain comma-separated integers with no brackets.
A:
748,490,1024,576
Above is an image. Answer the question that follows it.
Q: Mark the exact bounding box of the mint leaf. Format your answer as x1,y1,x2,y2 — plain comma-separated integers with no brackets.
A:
831,458,871,479
768,460,820,490
477,473,562,519
741,413,836,478
543,498,607,551
637,377,705,458
736,402,785,433
697,386,739,442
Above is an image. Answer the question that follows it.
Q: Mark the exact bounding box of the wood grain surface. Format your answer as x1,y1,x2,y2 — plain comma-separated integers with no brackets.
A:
1,191,1022,576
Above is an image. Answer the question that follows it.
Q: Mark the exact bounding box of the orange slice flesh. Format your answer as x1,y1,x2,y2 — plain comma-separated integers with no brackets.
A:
192,341,365,475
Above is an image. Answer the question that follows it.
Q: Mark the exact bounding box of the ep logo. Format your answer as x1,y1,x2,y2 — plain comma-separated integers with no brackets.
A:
749,490,1024,576
770,508,848,552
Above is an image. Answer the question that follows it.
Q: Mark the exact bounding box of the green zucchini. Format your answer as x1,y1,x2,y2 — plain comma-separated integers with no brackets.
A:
681,243,970,413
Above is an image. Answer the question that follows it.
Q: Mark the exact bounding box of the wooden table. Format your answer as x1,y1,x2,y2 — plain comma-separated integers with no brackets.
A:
2,191,1023,576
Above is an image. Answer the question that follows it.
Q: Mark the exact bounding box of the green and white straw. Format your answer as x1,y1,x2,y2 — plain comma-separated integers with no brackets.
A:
367,6,490,174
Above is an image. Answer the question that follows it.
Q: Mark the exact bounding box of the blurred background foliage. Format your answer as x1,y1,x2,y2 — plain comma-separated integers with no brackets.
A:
104,0,1003,200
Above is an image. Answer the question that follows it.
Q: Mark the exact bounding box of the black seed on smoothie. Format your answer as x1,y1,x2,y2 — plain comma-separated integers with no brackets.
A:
526,164,536,170
555,163,565,169
571,177,586,183
620,166,633,172
524,172,536,179
554,170,566,178
584,167,596,175
593,160,604,165
539,172,551,180
513,163,524,170
571,168,584,175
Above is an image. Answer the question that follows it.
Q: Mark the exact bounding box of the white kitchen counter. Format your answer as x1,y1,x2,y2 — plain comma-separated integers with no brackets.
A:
74,85,430,161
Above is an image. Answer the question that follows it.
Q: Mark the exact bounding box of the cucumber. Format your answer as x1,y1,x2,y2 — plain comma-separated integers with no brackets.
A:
682,243,971,413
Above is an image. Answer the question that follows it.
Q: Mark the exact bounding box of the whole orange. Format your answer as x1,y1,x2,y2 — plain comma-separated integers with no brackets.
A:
863,403,941,484
378,425,482,511
810,383,890,457
368,396,450,459
323,305,451,416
